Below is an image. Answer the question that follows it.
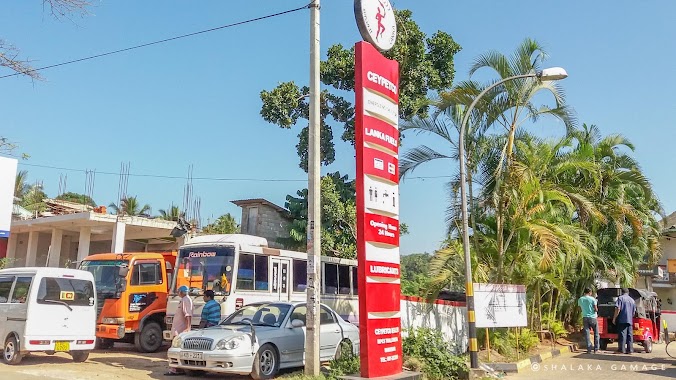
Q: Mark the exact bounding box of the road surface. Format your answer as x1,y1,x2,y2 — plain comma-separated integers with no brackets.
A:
513,341,675,380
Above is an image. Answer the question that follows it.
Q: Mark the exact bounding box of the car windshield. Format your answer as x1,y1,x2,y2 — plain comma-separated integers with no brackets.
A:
171,246,236,296
221,303,292,327
79,260,126,293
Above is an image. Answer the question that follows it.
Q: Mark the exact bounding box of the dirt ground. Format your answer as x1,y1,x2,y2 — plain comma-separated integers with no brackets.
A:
0,343,253,380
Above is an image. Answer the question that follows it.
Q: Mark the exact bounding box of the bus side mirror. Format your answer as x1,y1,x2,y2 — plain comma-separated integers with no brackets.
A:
118,265,129,278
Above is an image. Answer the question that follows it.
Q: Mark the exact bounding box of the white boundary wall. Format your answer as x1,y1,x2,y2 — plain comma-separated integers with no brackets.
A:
400,296,468,354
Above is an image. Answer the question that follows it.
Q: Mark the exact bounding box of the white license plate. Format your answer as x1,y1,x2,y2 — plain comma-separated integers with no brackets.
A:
181,352,204,360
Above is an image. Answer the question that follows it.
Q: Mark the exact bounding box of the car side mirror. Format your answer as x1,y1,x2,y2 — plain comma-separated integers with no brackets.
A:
118,265,129,278
291,319,305,328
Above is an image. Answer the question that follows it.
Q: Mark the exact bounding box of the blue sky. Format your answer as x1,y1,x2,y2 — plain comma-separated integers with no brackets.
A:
2,1,675,255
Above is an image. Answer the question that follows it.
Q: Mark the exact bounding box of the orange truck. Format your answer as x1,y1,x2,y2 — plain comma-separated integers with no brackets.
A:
78,251,176,352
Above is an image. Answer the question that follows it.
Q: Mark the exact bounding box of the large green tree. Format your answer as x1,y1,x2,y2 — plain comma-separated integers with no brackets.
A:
260,9,461,171
202,213,239,235
56,191,97,207
108,196,151,217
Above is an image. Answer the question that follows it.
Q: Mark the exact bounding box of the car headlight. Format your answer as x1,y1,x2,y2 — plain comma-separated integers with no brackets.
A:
216,336,246,350
172,336,183,348
102,317,125,325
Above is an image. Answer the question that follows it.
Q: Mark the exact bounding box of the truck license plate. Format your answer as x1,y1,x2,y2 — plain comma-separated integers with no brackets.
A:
54,341,70,352
181,351,204,360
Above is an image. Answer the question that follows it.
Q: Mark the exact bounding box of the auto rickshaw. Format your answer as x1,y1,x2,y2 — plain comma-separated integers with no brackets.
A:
596,287,660,353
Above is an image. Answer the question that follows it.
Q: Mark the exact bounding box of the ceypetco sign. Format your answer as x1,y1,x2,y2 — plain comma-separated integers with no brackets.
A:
354,0,397,52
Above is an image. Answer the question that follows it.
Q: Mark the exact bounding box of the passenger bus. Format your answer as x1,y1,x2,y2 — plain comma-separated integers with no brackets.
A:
163,234,360,339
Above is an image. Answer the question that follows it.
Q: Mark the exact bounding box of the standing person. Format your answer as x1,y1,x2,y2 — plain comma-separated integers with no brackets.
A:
613,288,636,354
166,285,193,376
578,288,599,353
199,290,221,328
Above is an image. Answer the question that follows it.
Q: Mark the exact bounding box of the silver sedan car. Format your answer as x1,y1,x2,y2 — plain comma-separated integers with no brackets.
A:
167,301,360,379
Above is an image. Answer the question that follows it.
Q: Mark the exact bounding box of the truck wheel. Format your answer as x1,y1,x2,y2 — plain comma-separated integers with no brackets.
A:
96,338,114,350
135,322,163,353
599,339,608,351
71,350,89,363
3,336,22,365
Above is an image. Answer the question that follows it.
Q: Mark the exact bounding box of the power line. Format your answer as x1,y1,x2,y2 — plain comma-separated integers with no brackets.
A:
0,3,311,80
18,162,449,182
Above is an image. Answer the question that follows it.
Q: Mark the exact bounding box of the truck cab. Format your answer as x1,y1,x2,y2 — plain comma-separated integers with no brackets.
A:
79,251,176,352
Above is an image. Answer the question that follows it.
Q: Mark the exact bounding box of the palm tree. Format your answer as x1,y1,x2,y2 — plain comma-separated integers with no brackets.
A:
14,170,30,199
158,205,181,221
109,196,151,216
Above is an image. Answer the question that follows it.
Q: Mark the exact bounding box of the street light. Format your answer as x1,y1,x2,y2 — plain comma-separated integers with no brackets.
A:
458,67,568,369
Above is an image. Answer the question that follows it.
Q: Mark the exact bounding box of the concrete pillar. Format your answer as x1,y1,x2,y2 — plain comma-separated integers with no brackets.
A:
77,227,91,262
111,221,126,253
6,233,17,262
48,228,63,267
25,231,39,267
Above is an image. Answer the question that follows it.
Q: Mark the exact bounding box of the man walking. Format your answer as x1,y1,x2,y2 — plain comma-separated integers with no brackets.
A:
166,285,193,376
613,288,636,354
199,290,221,328
578,288,599,353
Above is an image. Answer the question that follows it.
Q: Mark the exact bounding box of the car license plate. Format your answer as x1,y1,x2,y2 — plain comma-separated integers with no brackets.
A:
54,341,70,352
181,352,203,360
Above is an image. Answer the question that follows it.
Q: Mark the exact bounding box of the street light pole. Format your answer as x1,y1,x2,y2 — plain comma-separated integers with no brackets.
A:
305,0,321,376
458,68,567,369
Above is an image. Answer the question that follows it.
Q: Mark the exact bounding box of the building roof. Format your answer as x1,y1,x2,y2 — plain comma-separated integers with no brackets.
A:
661,211,676,236
231,198,288,214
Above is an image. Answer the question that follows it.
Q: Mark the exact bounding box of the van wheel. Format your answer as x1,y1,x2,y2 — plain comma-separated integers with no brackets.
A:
3,336,23,365
251,343,279,380
135,322,163,353
96,338,114,350
599,339,608,351
71,350,89,363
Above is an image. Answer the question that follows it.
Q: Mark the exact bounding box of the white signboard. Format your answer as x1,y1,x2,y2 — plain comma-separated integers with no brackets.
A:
474,283,527,328
354,0,397,52
363,175,399,215
0,156,18,238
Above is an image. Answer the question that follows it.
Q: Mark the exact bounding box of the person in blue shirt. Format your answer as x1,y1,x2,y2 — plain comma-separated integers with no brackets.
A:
613,288,637,354
199,290,222,328
577,288,599,353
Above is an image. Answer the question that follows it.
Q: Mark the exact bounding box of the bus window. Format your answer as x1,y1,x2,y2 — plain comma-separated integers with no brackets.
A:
237,254,269,291
338,265,351,295
293,259,307,292
323,263,338,295
352,266,358,295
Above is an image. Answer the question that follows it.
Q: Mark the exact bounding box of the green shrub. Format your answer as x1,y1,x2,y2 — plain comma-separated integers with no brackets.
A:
403,328,468,380
327,341,360,379
509,328,539,353
541,315,568,338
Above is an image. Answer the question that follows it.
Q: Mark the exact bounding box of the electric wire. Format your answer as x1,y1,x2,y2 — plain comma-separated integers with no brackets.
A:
0,3,311,79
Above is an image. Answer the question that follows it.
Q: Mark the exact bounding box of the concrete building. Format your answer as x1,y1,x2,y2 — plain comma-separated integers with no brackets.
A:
6,211,179,267
231,198,291,249
646,211,676,328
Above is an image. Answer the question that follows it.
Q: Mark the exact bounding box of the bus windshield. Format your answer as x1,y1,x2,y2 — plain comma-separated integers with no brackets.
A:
171,246,235,296
79,260,127,294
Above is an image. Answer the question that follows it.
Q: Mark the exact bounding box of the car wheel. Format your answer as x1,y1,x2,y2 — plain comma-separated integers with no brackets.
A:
71,350,90,363
644,338,652,353
251,343,279,380
335,339,353,361
134,322,163,353
3,336,22,365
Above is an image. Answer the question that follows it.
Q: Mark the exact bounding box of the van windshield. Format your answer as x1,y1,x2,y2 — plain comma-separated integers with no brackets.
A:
37,277,95,307
171,247,235,296
79,260,126,293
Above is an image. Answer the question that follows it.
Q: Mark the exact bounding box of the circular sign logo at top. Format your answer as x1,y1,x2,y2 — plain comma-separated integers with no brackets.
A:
354,0,397,52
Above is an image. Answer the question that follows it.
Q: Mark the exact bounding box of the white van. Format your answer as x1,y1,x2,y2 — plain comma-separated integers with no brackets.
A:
0,267,97,364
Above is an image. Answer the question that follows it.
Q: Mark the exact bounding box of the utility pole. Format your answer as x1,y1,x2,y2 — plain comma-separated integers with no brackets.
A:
305,0,321,376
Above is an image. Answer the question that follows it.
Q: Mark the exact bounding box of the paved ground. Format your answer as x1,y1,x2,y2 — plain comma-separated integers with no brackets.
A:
512,341,676,380
0,343,253,380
